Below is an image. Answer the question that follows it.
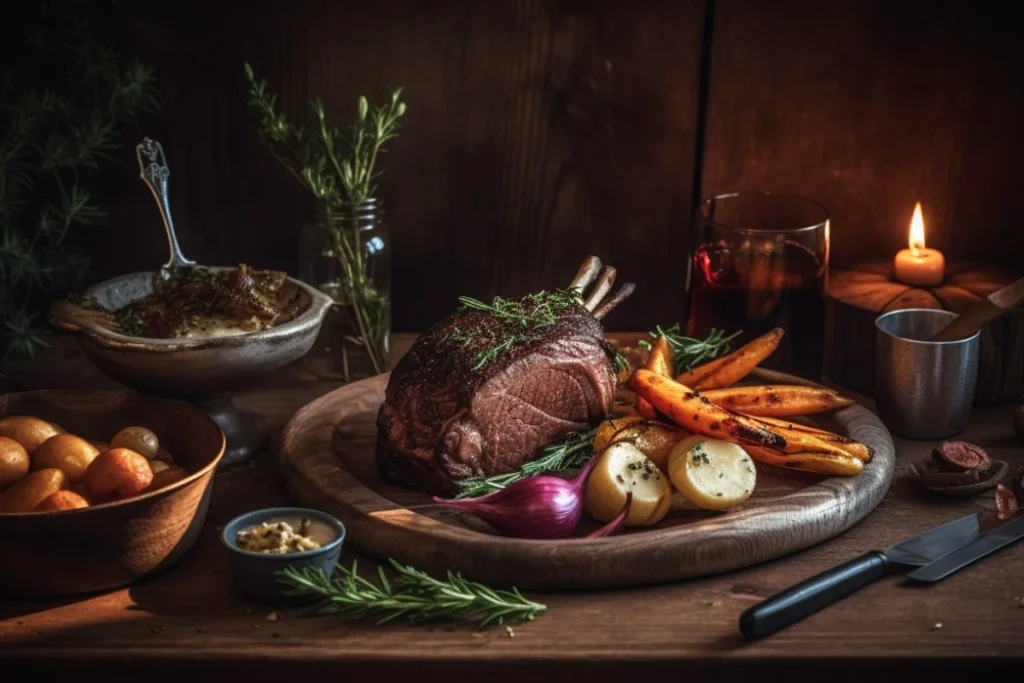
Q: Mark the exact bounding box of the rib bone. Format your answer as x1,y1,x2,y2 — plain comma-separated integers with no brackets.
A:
583,266,617,311
569,256,602,294
593,282,636,320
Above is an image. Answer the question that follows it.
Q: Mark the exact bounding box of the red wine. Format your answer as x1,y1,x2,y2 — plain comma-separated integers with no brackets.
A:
687,239,825,380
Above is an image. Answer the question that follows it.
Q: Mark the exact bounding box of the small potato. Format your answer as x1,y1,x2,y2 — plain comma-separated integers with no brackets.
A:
146,465,189,492
111,426,160,459
149,459,170,474
0,468,68,513
32,434,101,484
153,447,174,465
583,442,672,527
84,448,153,502
89,440,111,452
35,490,89,512
0,416,64,454
595,420,689,474
0,436,30,490
593,416,647,453
668,436,757,510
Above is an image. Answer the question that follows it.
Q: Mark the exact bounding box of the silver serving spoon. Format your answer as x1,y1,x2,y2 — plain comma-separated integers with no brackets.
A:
135,137,196,270
133,137,264,466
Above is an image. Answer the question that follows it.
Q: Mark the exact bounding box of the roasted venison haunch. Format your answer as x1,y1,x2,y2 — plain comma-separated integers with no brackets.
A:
376,257,634,496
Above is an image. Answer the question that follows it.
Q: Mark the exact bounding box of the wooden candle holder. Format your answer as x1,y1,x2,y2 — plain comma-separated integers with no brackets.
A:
824,260,1024,405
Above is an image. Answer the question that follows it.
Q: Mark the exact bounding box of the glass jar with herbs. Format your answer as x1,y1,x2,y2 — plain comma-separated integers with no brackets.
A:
245,63,405,381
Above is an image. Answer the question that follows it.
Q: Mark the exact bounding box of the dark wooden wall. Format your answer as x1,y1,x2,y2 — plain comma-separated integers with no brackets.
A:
89,0,1024,332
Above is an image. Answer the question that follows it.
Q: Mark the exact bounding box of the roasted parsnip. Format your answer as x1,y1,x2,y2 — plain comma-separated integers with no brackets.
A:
677,328,784,391
700,385,854,417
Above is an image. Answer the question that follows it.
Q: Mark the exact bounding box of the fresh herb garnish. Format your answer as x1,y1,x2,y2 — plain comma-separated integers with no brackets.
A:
456,428,597,499
638,323,741,374
277,558,545,629
113,307,144,337
450,289,584,370
614,351,632,374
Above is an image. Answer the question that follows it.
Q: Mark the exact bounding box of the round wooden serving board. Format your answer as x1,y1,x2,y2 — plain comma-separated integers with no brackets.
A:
277,370,895,590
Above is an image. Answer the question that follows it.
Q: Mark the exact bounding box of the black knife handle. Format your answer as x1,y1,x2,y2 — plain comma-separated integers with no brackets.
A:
739,551,889,640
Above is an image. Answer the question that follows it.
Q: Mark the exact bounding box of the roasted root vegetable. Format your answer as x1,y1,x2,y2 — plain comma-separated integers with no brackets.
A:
593,416,689,473
700,385,854,418
628,370,786,451
747,414,874,462
635,335,674,420
677,328,784,391
744,445,865,477
668,436,756,510
583,442,672,527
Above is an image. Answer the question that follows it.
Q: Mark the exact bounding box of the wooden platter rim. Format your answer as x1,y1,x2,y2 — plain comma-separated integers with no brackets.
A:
277,370,896,590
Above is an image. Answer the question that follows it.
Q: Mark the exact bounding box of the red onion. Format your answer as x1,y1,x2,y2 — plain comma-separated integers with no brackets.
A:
433,455,600,539
586,492,632,538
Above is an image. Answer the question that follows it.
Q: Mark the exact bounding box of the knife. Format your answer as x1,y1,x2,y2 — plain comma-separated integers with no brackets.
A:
738,513,980,640
907,514,1024,582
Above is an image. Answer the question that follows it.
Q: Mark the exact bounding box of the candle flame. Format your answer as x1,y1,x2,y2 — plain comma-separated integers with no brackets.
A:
909,201,926,256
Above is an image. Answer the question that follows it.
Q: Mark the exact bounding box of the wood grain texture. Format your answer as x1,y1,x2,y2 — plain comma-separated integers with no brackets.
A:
701,0,1024,270
90,0,705,333
277,369,895,589
0,391,224,598
824,262,1024,402
1,335,1022,674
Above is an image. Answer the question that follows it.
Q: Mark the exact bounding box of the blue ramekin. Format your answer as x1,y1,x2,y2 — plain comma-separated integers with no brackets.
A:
221,507,346,605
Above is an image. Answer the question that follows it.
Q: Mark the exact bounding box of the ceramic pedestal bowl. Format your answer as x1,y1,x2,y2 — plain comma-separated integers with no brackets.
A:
0,390,225,598
50,269,333,465
52,268,334,398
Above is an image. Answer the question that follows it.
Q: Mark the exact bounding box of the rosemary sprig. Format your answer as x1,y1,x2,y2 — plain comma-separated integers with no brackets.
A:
456,428,597,498
639,324,741,374
614,351,632,374
278,558,546,629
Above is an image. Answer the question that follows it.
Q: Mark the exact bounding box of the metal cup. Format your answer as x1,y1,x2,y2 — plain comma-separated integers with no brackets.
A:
874,309,980,439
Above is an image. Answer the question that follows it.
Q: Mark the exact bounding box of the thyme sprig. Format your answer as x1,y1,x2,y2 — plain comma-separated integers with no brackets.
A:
449,289,583,370
639,323,741,374
456,428,596,498
278,558,546,629
244,63,406,378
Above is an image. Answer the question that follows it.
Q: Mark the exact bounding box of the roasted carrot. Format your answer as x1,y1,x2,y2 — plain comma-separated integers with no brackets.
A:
628,369,786,450
635,335,674,420
678,328,784,390
747,414,874,463
700,385,855,417
744,445,865,477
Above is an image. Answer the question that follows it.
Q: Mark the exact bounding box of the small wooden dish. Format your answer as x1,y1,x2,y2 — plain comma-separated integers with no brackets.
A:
0,390,225,598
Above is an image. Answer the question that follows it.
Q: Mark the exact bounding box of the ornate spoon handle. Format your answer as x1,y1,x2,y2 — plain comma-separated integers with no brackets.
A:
136,137,196,269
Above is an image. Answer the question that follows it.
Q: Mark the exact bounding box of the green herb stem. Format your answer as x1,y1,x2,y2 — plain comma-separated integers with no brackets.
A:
639,324,741,375
278,558,545,629
456,428,596,498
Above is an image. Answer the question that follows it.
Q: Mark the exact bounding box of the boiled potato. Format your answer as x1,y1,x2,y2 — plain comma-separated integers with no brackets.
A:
0,436,30,490
146,465,189,492
668,435,756,511
84,448,154,502
584,442,672,527
111,426,160,459
0,468,68,513
33,434,101,484
593,418,689,473
0,416,64,454
35,490,90,512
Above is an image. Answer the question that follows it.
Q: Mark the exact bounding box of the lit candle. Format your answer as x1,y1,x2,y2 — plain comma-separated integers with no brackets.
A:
894,202,945,287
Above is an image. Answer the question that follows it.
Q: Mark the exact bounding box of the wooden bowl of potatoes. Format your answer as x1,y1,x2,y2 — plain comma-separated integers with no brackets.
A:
0,390,225,598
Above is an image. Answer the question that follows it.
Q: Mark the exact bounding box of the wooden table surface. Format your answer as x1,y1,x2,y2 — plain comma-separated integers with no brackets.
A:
2,334,1022,678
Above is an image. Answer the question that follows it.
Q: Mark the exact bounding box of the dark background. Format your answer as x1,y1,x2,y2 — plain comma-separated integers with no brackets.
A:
88,0,1024,331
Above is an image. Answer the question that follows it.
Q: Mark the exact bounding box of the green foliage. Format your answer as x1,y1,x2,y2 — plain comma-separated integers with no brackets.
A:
639,324,741,374
244,63,406,377
278,558,546,629
0,1,158,358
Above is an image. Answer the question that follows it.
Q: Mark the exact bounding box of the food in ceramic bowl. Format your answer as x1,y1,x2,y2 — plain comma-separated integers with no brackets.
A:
49,265,333,397
0,390,225,598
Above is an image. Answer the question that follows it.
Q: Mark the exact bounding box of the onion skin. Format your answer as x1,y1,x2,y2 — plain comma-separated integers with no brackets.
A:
434,455,599,539
586,492,632,538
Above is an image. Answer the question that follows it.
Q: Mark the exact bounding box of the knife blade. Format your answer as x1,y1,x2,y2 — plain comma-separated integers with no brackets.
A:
907,514,1024,582
739,513,981,640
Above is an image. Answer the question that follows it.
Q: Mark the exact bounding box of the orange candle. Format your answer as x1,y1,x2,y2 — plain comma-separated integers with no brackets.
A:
894,202,944,287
